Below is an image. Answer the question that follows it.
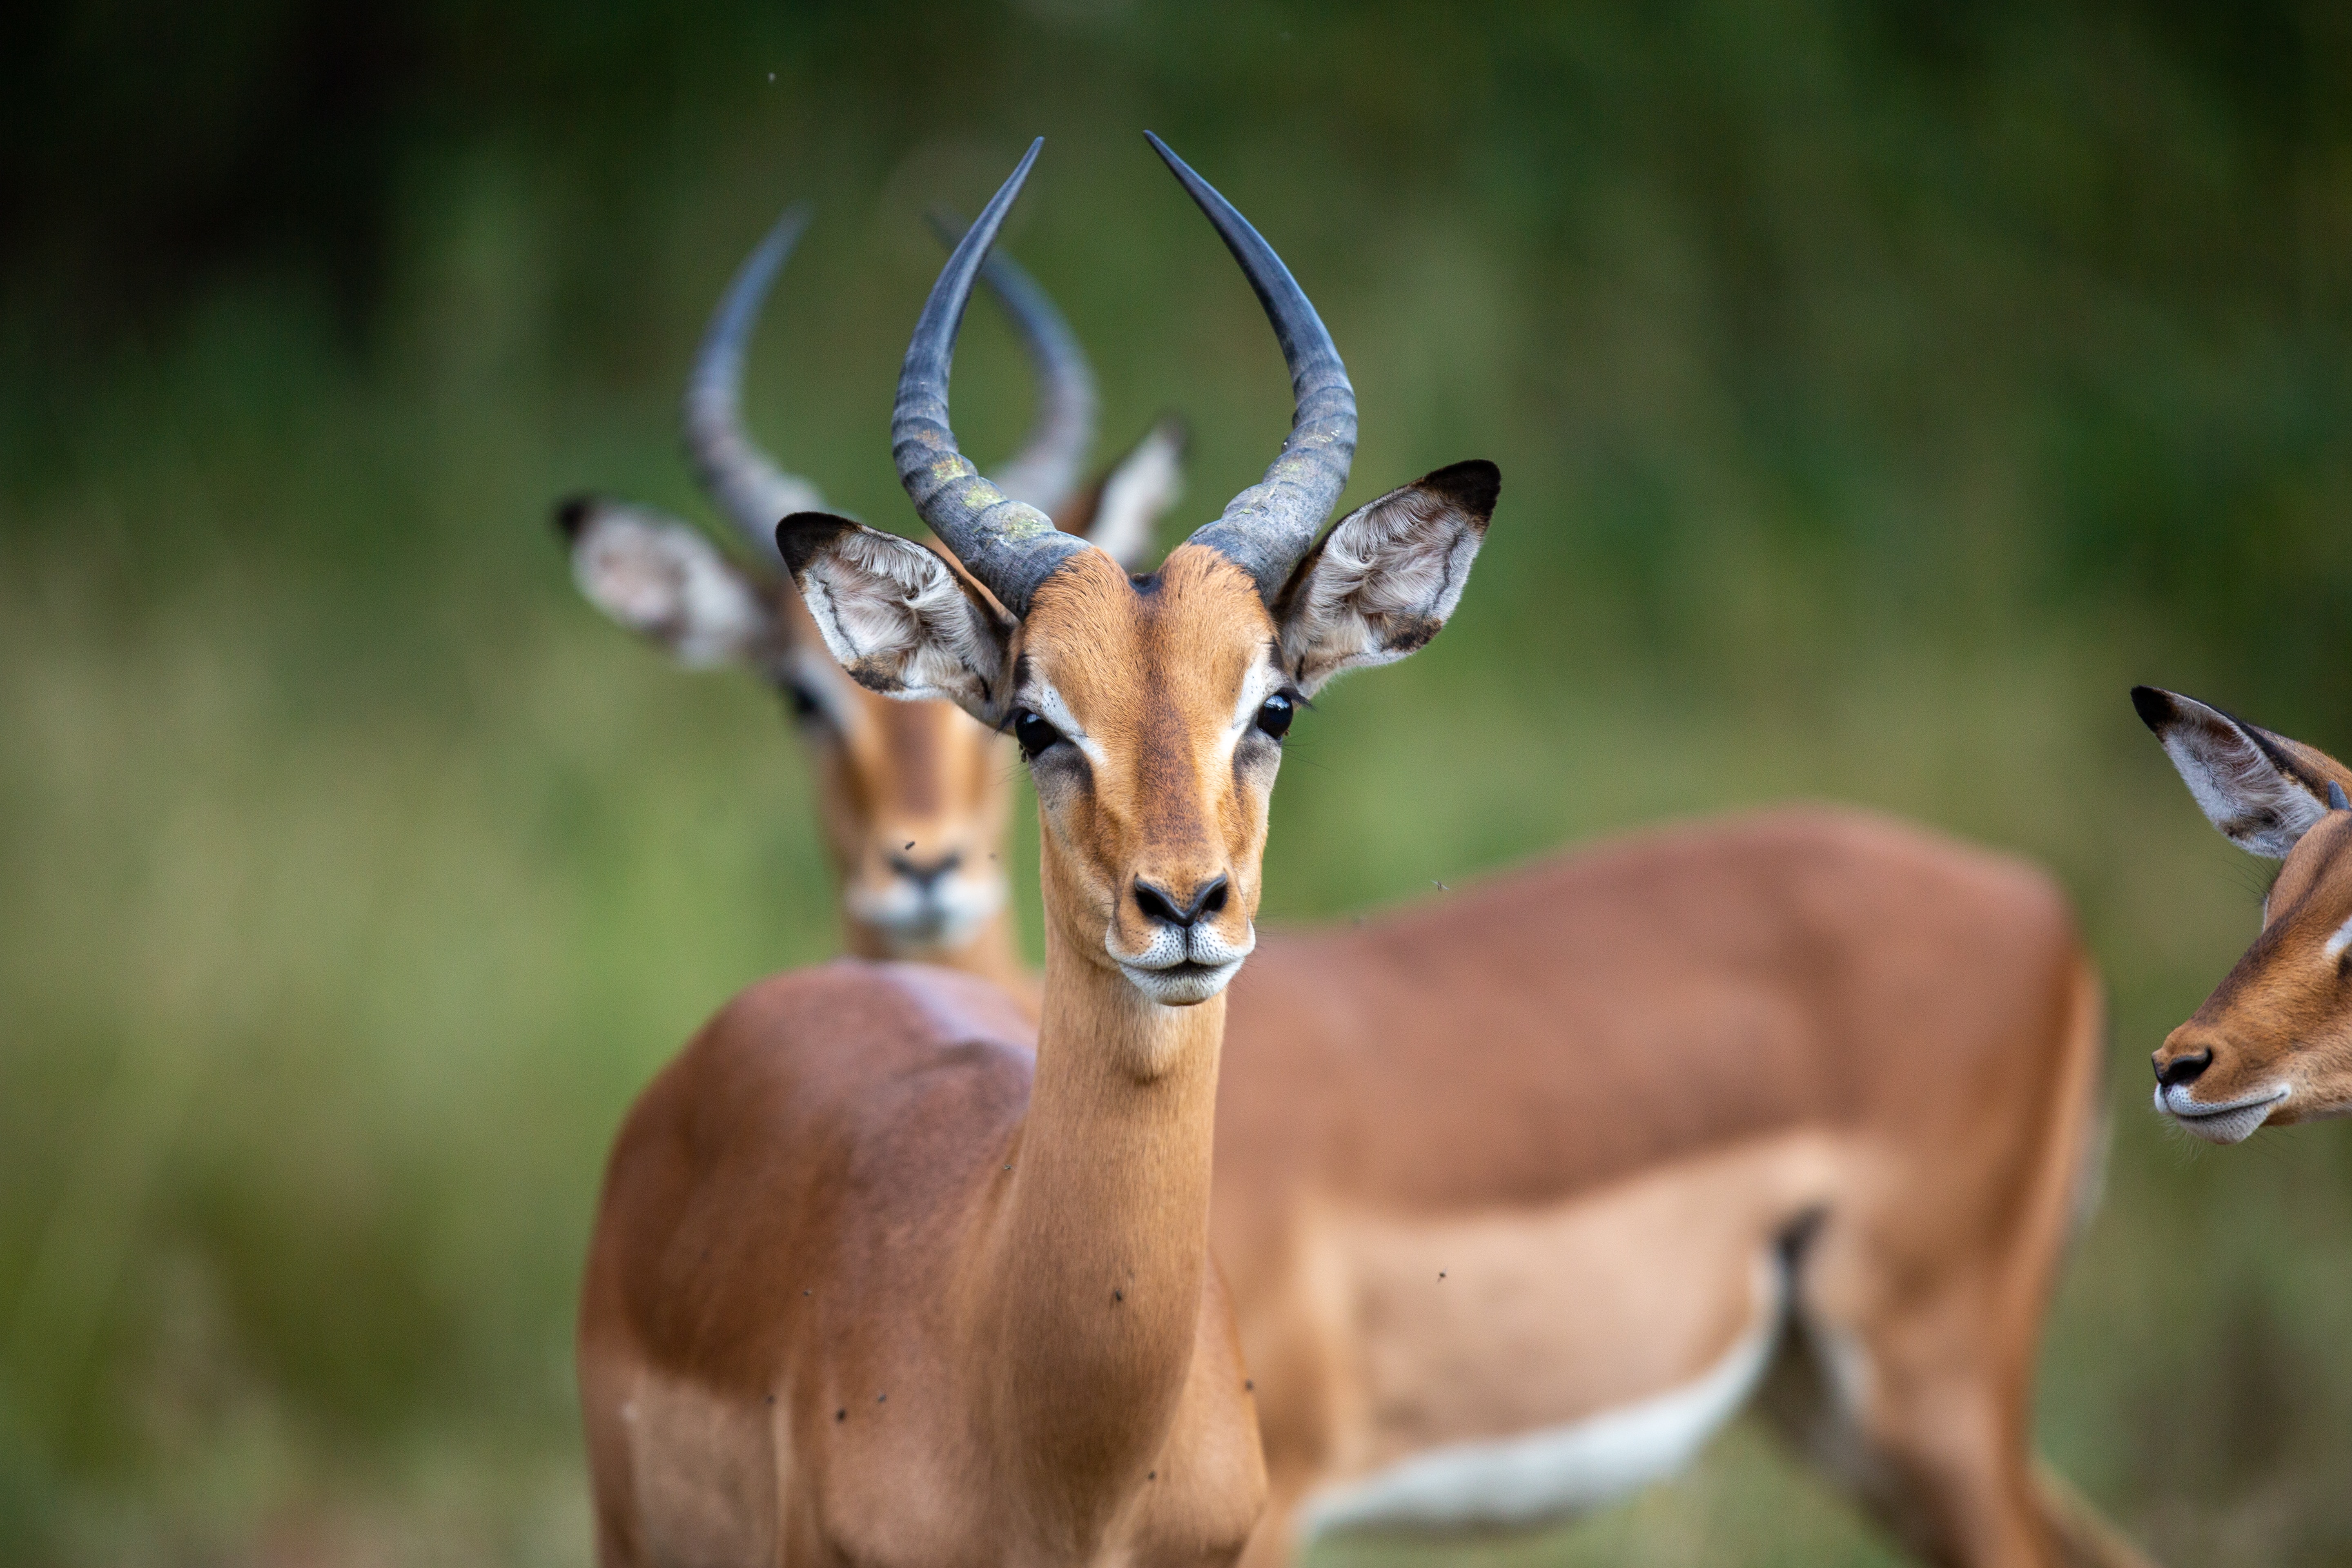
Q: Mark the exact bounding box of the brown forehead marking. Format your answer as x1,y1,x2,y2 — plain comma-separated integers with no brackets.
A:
1021,547,1269,719
1019,546,1272,851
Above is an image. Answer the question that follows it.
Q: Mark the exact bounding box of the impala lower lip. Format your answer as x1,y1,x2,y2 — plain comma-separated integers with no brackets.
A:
1120,958,1242,1006
2157,1084,2288,1145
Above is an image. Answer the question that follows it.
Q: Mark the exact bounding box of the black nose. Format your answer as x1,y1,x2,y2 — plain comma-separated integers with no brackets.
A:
2154,1048,2213,1089
1134,874,1229,929
888,850,961,891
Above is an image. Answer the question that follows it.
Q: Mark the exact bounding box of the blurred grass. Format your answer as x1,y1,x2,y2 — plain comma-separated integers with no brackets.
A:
6,0,2352,1562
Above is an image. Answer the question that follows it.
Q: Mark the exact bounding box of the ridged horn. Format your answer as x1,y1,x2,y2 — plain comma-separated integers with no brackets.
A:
1145,131,1357,599
892,138,1089,615
928,207,1098,516
681,202,828,568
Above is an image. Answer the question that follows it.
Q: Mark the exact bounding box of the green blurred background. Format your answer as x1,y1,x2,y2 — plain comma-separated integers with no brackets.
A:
5,0,2351,1562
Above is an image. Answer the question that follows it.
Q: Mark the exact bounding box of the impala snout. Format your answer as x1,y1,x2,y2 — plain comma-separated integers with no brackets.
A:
1113,865,1255,1007
845,826,1008,954
1134,873,1228,928
2152,1027,2288,1144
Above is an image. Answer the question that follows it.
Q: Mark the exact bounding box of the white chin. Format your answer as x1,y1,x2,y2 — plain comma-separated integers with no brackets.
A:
2156,1086,2278,1145
1120,960,1241,1007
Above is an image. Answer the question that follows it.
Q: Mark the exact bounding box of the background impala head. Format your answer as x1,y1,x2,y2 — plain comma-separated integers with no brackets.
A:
782,134,1498,1018
554,203,1184,964
2136,683,2352,1141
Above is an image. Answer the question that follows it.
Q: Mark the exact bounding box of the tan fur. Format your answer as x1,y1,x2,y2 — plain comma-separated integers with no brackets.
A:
579,546,1286,1566
1213,808,2145,1568
775,584,1031,1000
2154,781,2352,1131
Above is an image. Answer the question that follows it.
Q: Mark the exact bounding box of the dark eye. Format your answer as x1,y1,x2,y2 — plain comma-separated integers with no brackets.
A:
1013,708,1064,760
1256,693,1294,740
783,681,823,722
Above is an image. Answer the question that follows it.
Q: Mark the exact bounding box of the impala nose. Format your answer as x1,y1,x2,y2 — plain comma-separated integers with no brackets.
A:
1134,874,1229,930
888,850,961,891
2154,1047,2213,1089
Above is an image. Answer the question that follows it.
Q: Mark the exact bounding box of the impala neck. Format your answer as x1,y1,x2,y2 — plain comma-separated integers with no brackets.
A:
964,899,1226,1534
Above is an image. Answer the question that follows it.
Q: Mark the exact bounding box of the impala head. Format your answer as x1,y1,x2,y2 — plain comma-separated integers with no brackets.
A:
557,203,1185,960
783,135,1498,1010
2136,684,2352,1142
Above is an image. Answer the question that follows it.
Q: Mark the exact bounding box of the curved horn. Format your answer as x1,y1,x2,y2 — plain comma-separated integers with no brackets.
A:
928,208,1098,516
682,202,828,568
893,138,1089,615
1145,132,1357,599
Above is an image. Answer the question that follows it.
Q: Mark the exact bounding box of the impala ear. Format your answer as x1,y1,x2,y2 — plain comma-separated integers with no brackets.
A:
1272,460,1498,697
1058,415,1187,571
778,513,1016,724
2133,685,2352,858
557,495,777,668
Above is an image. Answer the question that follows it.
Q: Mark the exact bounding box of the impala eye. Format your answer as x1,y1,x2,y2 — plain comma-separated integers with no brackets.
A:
1013,708,1064,760
1256,693,1295,740
783,680,823,722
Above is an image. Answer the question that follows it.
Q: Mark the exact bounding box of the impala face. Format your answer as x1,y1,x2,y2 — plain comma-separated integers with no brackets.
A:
2138,684,2352,1141
561,497,1016,958
1015,546,1283,1004
785,455,1496,1014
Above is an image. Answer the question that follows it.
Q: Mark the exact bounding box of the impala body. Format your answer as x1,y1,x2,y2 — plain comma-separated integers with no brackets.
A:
578,137,1499,1566
2138,684,2352,1142
557,202,1183,1000
1218,811,2138,1567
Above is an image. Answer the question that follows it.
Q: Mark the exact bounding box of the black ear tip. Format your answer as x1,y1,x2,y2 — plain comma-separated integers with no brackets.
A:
553,494,599,543
1422,459,1501,517
2130,684,2178,733
776,511,859,577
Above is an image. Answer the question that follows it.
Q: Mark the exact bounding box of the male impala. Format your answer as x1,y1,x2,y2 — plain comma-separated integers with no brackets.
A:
576,136,1499,1565
558,201,1182,994
2136,684,2352,1143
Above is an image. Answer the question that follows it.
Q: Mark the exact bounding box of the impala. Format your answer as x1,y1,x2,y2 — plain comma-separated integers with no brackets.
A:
1215,803,2148,1567
557,201,1182,996
576,136,1499,1566
2136,684,2352,1143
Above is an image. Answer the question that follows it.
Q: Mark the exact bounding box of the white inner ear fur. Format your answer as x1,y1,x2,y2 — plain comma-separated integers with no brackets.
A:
572,506,773,669
1279,481,1485,697
2157,698,2328,858
795,526,1011,720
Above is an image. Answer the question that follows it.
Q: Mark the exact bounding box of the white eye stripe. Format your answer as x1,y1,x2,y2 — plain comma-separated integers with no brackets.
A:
1020,681,1107,767
1227,662,1279,737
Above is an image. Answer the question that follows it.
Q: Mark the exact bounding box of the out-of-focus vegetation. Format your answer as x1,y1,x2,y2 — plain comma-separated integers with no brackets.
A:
4,1,2352,1562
